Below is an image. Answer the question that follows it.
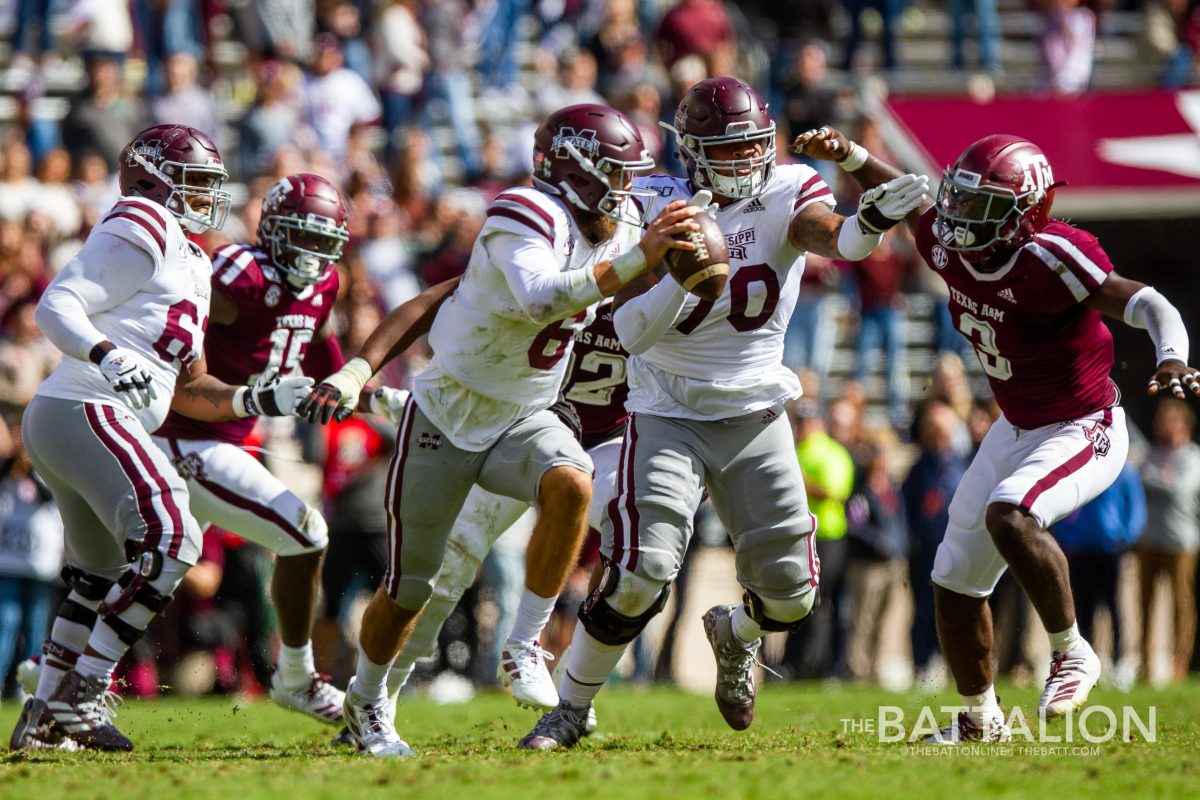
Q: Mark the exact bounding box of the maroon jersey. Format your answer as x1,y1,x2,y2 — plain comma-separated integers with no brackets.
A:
915,208,1118,430
157,243,339,444
565,300,628,440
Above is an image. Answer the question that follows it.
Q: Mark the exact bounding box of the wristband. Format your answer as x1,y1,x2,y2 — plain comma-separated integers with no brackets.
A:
838,141,869,172
611,246,649,283
837,214,883,260
233,386,255,418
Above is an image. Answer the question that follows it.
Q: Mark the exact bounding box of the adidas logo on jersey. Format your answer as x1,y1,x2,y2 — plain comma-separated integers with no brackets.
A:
742,198,765,214
998,287,1016,303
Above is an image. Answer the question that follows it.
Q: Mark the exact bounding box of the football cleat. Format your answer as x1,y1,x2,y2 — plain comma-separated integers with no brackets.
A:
1040,645,1102,718
703,604,774,731
497,640,559,711
330,726,355,747
922,708,1011,744
341,678,415,757
16,656,41,697
46,670,133,751
9,697,81,751
517,701,592,750
269,672,345,725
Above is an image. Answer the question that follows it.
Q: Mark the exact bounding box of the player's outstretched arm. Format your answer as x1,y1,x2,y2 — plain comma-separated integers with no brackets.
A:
787,174,929,260
296,276,460,425
1086,271,1199,398
172,356,314,421
792,126,934,232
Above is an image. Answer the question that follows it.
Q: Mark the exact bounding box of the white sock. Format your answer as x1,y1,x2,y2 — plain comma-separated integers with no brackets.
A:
36,595,97,700
730,604,764,647
36,660,68,701
277,642,316,689
352,645,394,704
1048,621,1086,654
74,654,116,682
557,624,626,707
507,588,557,646
961,685,1000,722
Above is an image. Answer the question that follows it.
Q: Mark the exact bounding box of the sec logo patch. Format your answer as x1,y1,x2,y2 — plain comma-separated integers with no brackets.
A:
931,245,948,269
265,285,281,307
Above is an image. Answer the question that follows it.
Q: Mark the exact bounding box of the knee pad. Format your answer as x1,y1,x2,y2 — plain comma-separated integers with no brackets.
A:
578,557,670,646
300,507,330,552
743,588,818,632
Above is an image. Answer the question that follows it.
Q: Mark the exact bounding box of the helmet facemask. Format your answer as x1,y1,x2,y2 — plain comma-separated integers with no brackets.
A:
541,137,656,227
934,169,1042,255
131,148,232,233
671,120,776,201
263,213,350,289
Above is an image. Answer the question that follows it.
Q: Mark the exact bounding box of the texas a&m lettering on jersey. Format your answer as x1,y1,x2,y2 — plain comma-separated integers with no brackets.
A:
156,242,338,444
915,208,1118,429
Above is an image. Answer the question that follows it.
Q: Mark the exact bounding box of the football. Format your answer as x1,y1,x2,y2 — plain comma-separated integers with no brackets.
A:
664,211,729,301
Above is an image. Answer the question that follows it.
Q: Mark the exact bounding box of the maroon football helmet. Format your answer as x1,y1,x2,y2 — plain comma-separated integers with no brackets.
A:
119,123,231,233
257,173,350,289
935,134,1058,261
532,103,655,226
666,77,776,200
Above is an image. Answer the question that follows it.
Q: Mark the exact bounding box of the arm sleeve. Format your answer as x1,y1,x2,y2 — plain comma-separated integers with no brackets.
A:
612,276,689,355
1123,285,1190,365
34,232,156,361
486,231,603,324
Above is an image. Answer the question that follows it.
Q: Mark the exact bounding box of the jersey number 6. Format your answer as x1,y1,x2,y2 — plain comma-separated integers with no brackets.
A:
153,299,206,367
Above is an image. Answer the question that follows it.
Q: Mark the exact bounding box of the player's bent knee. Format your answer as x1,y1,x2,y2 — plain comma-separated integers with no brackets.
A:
392,576,434,612
539,465,592,510
744,588,817,632
578,557,670,646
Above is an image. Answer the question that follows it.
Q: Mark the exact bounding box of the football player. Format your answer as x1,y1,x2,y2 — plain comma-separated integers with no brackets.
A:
796,126,1198,741
151,172,350,726
374,299,631,719
9,125,312,752
517,77,929,749
298,103,701,757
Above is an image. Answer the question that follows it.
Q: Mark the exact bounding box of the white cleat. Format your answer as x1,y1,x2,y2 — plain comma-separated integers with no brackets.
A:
16,657,41,697
342,678,415,757
923,708,1012,744
497,640,559,711
269,672,345,725
1040,646,1102,718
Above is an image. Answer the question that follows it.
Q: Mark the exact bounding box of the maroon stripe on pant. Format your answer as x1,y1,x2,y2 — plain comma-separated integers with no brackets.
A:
622,416,641,572
193,473,313,549
1019,408,1113,512
385,398,417,599
102,406,186,557
607,422,630,564
84,403,165,552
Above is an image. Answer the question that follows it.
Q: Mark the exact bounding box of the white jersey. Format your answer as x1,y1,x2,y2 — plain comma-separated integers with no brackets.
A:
37,196,211,432
626,165,835,420
415,186,641,451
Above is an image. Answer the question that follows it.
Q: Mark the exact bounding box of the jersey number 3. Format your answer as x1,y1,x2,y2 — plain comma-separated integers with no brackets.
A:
958,312,1013,381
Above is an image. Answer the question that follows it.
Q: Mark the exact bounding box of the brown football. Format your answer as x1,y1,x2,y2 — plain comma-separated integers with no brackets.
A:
664,211,728,301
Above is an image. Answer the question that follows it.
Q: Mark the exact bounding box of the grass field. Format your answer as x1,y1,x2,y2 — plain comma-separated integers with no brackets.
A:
1,680,1198,799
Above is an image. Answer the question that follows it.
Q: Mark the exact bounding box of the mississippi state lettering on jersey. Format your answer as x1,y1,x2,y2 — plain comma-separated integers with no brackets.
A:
565,298,628,440
37,196,210,432
626,165,834,419
416,185,640,450
157,242,339,444
915,208,1118,429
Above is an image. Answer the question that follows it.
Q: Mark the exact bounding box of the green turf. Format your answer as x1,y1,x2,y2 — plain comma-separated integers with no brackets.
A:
1,680,1197,799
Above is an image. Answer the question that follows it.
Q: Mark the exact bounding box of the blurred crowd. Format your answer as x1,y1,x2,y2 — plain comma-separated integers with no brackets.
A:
0,0,1198,704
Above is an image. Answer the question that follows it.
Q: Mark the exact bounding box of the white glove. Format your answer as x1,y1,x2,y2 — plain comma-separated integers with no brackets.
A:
367,386,411,426
856,174,930,234
98,347,158,410
234,368,316,418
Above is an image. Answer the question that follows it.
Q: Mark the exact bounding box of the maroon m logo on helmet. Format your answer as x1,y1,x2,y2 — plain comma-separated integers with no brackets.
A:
552,127,600,160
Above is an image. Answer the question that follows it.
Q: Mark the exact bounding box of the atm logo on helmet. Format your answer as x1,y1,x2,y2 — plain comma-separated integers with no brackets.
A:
552,127,600,160
1019,154,1054,195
